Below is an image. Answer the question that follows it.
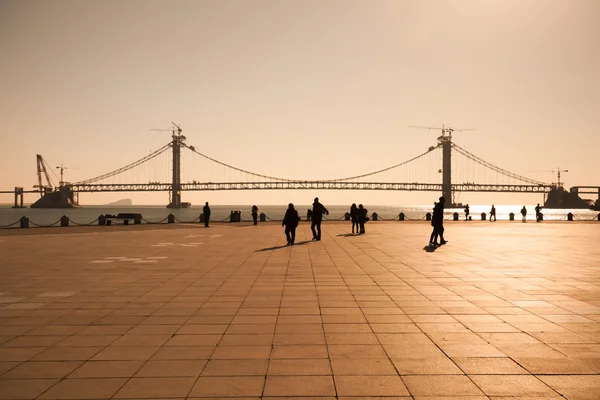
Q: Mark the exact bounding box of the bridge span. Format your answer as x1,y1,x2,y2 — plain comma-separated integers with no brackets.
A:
1,124,582,208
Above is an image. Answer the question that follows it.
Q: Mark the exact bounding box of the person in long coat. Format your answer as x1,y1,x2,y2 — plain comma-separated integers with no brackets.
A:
429,196,446,245
357,204,368,234
350,203,359,234
203,202,211,228
282,203,299,245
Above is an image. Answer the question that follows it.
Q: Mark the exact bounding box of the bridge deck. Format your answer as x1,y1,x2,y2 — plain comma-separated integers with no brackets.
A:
66,182,554,193
0,222,599,398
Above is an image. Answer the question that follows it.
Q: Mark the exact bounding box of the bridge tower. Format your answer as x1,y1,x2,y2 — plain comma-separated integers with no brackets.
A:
438,130,453,203
167,123,185,209
410,125,473,205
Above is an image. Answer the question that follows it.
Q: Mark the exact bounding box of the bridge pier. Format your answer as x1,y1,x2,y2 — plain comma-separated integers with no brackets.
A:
13,187,24,208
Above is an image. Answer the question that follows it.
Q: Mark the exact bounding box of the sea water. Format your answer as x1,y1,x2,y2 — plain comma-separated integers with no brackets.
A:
0,204,597,227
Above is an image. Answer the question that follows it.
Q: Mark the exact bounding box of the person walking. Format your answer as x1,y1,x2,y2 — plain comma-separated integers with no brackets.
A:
282,203,299,245
357,204,368,234
490,205,497,222
521,206,527,222
203,202,211,227
535,203,542,222
464,204,470,221
311,197,329,241
429,196,447,245
251,205,259,225
350,203,359,234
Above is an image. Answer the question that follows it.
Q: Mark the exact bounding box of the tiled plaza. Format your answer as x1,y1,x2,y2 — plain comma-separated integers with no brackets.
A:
0,221,599,399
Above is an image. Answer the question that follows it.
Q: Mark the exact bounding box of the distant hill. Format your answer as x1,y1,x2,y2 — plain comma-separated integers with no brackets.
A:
105,199,132,206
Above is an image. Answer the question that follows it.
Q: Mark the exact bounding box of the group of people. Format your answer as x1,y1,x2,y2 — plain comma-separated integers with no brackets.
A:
429,196,447,246
281,197,329,245
521,203,543,222
349,203,369,234
201,203,260,227
464,203,543,222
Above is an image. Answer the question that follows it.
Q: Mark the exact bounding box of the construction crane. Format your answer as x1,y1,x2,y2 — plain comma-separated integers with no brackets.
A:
150,122,185,141
56,164,80,186
408,125,475,141
527,168,569,188
34,154,55,196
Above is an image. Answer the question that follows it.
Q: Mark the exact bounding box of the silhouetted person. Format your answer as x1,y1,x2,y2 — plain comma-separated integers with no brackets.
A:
251,205,259,225
357,204,367,234
521,206,527,222
282,203,299,245
203,202,211,227
490,205,496,222
306,209,312,221
429,196,446,245
311,197,329,241
464,204,470,220
350,203,359,234
535,203,542,222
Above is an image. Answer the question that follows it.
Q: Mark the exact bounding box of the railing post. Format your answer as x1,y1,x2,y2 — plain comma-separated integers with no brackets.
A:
453,212,459,221
372,212,378,221
259,213,266,222
167,214,175,224
567,212,573,221
344,212,350,221
20,216,29,228
98,215,106,226
200,213,205,223
60,215,69,227
426,212,431,221
134,214,142,224
481,212,486,221
399,212,405,221
509,212,514,221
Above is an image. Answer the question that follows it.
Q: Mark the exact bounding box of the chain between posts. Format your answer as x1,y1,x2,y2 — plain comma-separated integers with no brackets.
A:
0,220,21,228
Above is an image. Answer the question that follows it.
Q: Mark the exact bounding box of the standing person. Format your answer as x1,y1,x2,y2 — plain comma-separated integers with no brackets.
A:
490,205,497,222
535,203,542,222
282,203,299,245
203,202,211,227
429,196,447,245
311,197,329,241
521,206,527,222
251,205,259,225
357,204,367,234
464,204,470,221
350,203,359,234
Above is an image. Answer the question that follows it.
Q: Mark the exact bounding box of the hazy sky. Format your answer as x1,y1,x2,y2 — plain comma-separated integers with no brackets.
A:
1,0,599,206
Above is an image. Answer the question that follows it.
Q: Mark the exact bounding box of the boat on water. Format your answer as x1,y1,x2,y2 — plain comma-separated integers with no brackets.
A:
30,186,79,208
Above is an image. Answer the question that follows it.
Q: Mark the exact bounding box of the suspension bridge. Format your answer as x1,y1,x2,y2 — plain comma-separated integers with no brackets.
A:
4,124,565,208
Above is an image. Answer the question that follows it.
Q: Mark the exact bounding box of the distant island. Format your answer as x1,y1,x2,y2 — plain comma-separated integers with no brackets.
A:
105,199,132,206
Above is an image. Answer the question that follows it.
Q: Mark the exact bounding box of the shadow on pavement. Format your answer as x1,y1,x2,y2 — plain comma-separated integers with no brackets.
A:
256,240,311,252
423,244,438,252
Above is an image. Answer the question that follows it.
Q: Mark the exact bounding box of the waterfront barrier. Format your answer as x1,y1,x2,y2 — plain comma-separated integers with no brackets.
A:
2,212,599,229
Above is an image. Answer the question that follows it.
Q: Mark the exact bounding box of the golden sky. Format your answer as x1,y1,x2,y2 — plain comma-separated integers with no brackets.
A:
1,0,599,205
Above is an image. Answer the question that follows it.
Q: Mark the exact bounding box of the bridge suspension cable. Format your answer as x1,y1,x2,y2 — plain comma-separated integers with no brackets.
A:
73,144,171,185
182,143,295,182
452,143,547,185
325,145,440,181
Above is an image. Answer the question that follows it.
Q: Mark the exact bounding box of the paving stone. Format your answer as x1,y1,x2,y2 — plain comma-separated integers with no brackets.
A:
1,223,599,398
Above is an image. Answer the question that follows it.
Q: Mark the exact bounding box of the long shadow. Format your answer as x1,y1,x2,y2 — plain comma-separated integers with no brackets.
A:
336,233,358,237
255,240,311,252
423,244,438,252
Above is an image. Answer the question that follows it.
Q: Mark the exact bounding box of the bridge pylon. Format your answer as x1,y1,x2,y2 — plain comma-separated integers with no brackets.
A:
410,125,474,206
164,123,186,209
